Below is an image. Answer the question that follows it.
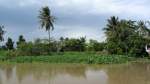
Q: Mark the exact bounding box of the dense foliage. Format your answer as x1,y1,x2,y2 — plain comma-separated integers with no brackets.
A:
60,37,86,51
104,16,150,57
3,36,106,56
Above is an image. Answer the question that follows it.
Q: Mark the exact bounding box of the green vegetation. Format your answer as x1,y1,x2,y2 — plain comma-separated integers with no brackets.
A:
104,16,150,57
0,52,133,64
0,6,149,64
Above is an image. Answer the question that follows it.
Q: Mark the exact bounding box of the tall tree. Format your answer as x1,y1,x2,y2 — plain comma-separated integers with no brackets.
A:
38,6,55,48
6,37,14,50
104,16,137,54
103,16,120,54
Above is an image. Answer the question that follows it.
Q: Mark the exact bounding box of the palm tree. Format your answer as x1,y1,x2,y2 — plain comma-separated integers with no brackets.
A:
103,16,120,41
38,6,55,47
104,16,136,54
137,21,150,37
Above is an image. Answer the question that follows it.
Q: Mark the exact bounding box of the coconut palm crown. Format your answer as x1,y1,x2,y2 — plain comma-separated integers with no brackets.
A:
38,6,55,44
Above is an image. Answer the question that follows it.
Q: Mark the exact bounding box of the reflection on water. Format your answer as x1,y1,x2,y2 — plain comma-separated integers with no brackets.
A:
0,63,150,84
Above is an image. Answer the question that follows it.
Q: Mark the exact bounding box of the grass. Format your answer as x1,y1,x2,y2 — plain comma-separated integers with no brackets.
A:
0,52,134,64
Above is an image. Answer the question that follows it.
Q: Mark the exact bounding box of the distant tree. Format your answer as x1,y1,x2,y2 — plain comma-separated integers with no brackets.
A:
0,25,5,42
137,21,150,37
6,37,14,50
38,6,55,48
62,37,86,51
59,37,65,52
60,37,64,42
88,39,105,51
79,37,86,51
17,35,26,48
34,38,42,44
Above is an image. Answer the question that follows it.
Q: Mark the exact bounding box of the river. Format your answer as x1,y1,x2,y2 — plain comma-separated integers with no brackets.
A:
0,63,150,84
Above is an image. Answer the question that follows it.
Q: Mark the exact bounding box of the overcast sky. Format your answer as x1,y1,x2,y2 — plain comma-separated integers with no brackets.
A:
0,0,150,42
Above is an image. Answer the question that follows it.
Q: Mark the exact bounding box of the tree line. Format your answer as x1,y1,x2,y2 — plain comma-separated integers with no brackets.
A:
0,6,150,57
104,16,150,57
1,35,106,56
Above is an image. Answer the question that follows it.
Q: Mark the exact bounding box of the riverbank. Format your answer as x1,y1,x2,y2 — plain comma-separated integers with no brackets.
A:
0,52,136,64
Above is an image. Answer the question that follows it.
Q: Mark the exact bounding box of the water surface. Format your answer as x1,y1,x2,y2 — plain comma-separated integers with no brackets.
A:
0,63,150,84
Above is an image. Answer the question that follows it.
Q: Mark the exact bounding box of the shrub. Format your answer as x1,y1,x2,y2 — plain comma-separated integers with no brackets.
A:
6,50,19,57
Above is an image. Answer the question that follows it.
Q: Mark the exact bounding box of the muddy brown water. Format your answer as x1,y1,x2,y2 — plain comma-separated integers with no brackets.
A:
0,63,150,84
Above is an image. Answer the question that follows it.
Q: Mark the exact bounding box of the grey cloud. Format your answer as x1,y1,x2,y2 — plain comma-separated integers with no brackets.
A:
0,1,108,42
1,0,150,42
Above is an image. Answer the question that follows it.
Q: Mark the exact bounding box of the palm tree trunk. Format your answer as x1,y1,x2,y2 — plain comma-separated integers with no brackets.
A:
48,29,51,51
